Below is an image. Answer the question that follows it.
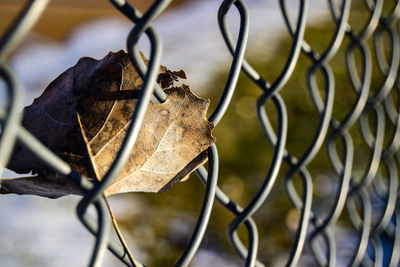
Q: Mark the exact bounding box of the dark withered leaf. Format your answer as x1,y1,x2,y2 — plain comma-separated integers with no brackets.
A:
2,51,215,198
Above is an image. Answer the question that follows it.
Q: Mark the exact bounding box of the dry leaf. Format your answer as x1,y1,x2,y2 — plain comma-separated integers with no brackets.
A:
3,51,215,198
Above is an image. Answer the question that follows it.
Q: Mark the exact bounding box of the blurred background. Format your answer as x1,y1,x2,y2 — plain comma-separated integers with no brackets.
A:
0,0,396,266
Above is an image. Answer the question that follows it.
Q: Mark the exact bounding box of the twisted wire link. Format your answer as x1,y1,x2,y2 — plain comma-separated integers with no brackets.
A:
196,1,263,266
356,1,400,265
305,0,371,265
212,1,310,266
1,0,400,266
322,0,400,266
0,0,220,266
278,1,340,265
328,2,380,264
77,1,176,265
0,1,113,266
276,0,400,266
0,0,49,176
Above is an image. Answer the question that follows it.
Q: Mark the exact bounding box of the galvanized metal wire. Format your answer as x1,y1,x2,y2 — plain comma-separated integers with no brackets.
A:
1,0,400,266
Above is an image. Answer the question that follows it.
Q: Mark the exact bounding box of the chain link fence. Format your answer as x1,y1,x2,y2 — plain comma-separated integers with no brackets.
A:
1,0,400,266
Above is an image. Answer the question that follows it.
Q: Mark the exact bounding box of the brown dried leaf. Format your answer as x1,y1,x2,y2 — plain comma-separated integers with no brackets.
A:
0,176,84,199
3,51,215,198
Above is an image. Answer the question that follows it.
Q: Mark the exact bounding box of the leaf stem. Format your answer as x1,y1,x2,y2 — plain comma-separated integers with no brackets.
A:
104,195,140,267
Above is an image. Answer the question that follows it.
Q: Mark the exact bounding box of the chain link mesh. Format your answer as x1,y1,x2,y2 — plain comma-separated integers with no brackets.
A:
0,0,400,266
